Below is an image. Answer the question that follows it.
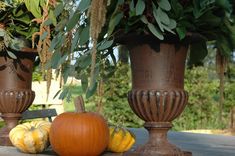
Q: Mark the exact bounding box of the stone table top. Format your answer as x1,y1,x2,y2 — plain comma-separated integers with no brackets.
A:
1,128,235,156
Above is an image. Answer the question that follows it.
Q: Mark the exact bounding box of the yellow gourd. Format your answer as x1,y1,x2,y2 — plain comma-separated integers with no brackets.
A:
108,126,135,153
9,121,51,154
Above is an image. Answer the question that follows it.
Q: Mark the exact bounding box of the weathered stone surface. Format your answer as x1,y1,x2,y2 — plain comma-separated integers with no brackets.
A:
1,129,235,156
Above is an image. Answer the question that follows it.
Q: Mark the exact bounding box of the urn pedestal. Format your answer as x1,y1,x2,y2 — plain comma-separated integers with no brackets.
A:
125,42,192,156
0,51,35,146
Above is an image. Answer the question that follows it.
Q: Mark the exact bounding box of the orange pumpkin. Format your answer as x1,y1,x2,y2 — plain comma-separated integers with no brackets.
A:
49,96,109,156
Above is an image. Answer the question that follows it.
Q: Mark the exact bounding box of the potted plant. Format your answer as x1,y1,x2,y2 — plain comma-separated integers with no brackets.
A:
0,0,64,146
50,0,235,155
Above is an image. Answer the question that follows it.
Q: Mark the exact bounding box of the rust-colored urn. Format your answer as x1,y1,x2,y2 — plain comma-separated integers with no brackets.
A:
122,35,192,156
0,51,36,146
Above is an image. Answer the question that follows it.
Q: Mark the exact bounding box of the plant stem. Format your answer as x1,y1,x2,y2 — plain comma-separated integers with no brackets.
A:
74,96,86,113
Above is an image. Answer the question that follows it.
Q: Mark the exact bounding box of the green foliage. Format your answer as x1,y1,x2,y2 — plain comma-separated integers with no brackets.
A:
62,85,84,112
36,65,235,130
174,67,219,130
224,82,235,114
49,0,235,99
83,63,143,127
102,63,143,127
173,67,235,131
60,63,144,127
0,121,5,128
32,66,43,81
0,0,64,58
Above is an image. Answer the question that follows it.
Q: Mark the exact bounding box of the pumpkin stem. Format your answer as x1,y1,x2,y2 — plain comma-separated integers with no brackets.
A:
74,96,85,113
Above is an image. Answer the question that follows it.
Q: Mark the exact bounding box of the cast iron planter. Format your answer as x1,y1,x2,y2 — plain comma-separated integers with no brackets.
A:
120,34,192,156
0,50,36,146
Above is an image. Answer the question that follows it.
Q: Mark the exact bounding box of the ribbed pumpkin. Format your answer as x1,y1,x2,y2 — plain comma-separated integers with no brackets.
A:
9,120,51,153
108,126,135,153
49,96,109,156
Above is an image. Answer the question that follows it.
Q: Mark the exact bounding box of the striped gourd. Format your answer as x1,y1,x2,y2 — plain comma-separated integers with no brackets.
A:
108,126,135,153
9,121,51,153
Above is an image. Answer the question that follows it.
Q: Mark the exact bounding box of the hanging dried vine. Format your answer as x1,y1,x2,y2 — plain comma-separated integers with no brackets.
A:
32,0,57,100
88,0,107,87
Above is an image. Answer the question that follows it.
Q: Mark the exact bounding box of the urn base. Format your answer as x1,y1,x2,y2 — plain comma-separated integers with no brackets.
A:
0,113,22,146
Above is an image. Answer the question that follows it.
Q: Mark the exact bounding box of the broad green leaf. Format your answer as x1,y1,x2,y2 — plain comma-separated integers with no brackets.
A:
79,26,90,45
71,30,79,53
0,28,5,37
147,23,164,40
13,15,31,25
26,27,39,39
62,65,72,84
7,50,17,59
108,13,123,36
168,19,177,29
54,3,64,17
25,0,41,18
49,33,63,51
8,25,33,38
40,31,48,40
171,0,183,18
225,20,235,48
78,53,92,68
49,36,59,51
8,38,29,51
78,0,91,12
55,19,68,32
157,7,170,25
152,4,164,32
176,27,186,40
51,51,62,68
215,0,232,12
128,17,141,26
86,65,99,98
81,73,88,92
140,16,148,24
66,91,72,102
12,8,24,17
98,39,114,51
3,33,11,47
39,0,46,7
49,10,57,26
193,1,205,19
188,41,208,66
117,0,124,5
86,81,97,98
66,11,80,31
58,54,68,65
43,19,53,26
130,0,135,12
197,12,221,27
136,0,145,15
179,21,195,30
157,0,171,11
107,0,124,35
59,87,69,100
161,24,175,34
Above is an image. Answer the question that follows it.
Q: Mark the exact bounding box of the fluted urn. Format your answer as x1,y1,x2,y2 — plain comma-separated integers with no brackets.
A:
124,37,192,156
0,51,35,146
